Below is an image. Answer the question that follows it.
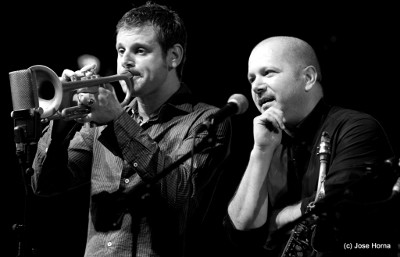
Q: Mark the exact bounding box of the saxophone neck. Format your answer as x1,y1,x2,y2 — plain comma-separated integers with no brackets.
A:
315,131,331,202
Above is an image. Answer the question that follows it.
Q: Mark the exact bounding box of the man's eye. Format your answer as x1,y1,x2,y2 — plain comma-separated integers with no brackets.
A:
117,48,125,55
263,70,275,77
136,48,146,54
248,76,255,84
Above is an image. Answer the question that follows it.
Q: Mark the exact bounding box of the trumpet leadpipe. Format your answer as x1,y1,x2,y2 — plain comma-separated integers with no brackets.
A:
61,73,133,93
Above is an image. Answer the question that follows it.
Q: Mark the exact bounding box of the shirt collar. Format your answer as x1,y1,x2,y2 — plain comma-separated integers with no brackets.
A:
124,83,195,122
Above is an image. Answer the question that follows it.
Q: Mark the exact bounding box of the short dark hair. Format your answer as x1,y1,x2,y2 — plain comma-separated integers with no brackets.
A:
116,2,187,79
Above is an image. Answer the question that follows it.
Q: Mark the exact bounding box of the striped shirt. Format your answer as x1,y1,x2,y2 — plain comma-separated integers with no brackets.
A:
32,84,232,257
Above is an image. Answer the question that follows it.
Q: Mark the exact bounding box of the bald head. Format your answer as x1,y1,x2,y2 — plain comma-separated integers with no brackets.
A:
248,36,324,126
253,36,322,82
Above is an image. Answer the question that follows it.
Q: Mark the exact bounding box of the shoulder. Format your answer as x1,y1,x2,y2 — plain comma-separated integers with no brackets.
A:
193,101,219,114
327,106,383,130
323,105,392,154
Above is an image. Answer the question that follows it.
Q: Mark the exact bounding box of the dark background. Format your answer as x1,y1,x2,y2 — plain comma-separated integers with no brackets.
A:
2,1,399,256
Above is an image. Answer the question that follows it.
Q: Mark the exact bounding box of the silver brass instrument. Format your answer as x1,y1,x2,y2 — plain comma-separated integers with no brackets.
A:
280,131,331,257
9,65,133,121
314,131,331,202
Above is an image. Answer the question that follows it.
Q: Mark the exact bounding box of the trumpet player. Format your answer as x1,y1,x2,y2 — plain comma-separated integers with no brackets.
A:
225,36,398,257
31,2,231,257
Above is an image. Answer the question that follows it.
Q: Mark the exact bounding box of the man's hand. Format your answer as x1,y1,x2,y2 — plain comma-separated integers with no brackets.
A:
60,64,124,125
253,106,285,151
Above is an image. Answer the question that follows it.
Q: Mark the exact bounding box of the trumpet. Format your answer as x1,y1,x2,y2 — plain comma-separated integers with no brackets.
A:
9,65,133,121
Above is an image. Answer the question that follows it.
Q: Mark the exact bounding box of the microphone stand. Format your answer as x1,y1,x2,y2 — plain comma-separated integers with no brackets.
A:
11,108,42,257
90,120,223,235
134,125,219,199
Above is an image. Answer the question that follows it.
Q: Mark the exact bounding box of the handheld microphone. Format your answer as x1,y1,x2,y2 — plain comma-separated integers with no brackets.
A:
196,94,249,134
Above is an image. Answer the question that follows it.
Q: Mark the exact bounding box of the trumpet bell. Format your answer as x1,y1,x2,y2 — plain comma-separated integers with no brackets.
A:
31,65,63,119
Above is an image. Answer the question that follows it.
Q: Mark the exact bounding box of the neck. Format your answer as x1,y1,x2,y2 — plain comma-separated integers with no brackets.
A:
284,96,323,136
137,79,180,120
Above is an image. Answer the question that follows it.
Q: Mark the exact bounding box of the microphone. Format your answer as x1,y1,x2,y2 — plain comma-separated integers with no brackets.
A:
9,68,39,112
9,68,42,145
196,94,249,134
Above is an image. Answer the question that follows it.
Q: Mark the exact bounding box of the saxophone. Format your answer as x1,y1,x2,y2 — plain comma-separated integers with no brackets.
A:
280,131,331,257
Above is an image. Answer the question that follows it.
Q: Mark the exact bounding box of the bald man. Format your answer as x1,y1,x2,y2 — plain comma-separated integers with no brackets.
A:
224,36,397,257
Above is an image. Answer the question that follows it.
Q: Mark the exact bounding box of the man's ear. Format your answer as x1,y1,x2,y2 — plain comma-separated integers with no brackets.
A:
303,65,318,92
167,43,184,69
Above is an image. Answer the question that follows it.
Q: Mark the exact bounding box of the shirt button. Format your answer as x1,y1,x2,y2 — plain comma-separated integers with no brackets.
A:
133,162,138,167
107,241,112,247
124,178,130,184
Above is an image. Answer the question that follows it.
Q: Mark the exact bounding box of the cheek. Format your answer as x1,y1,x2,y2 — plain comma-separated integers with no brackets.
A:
116,62,124,75
251,92,257,104
251,93,262,112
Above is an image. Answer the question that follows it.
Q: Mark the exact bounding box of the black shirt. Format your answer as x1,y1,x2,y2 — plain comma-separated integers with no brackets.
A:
224,99,397,257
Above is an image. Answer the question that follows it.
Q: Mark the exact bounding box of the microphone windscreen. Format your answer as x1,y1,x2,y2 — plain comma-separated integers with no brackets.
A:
9,68,39,111
228,93,249,115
